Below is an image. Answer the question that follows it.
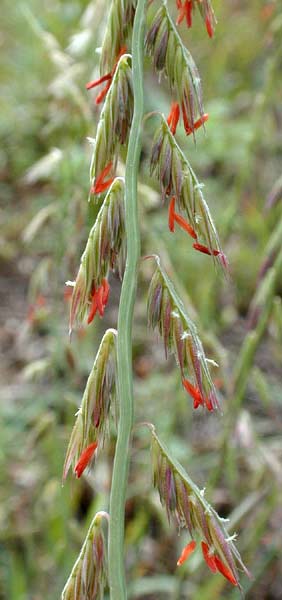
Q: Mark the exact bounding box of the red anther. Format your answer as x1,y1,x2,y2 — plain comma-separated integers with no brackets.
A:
205,395,214,412
214,556,238,586
95,80,112,105
93,176,115,194
92,162,114,195
173,212,197,239
74,442,98,478
177,540,196,566
87,279,110,325
168,197,176,232
185,0,193,27
205,16,214,38
102,278,110,306
193,242,220,257
193,243,228,271
86,73,112,91
97,162,112,180
96,285,105,317
167,102,180,135
201,542,217,573
87,290,98,324
181,101,192,134
182,378,204,409
176,0,193,28
168,197,197,239
185,113,209,136
86,46,127,104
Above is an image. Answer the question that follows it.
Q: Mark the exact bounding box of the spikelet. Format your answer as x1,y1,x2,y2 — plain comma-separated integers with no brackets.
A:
61,511,107,599
146,3,204,132
89,54,133,195
150,116,227,270
63,329,117,480
147,255,220,411
100,0,136,75
150,425,250,589
69,178,125,333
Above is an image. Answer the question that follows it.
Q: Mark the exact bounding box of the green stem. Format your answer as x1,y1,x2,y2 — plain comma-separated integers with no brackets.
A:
232,247,282,412
108,0,146,597
211,247,282,490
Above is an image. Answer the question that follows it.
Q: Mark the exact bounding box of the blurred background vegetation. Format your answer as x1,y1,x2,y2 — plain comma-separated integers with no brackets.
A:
1,0,282,598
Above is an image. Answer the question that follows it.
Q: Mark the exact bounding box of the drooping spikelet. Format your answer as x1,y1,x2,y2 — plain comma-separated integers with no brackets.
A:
63,329,117,480
69,178,125,333
147,255,220,411
150,117,227,270
61,511,108,599
150,425,250,589
89,54,133,195
100,0,136,75
146,4,204,133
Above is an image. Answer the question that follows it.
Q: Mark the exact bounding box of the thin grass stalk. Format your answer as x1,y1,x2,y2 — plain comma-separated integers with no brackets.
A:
108,0,146,596
210,247,282,491
232,246,282,412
